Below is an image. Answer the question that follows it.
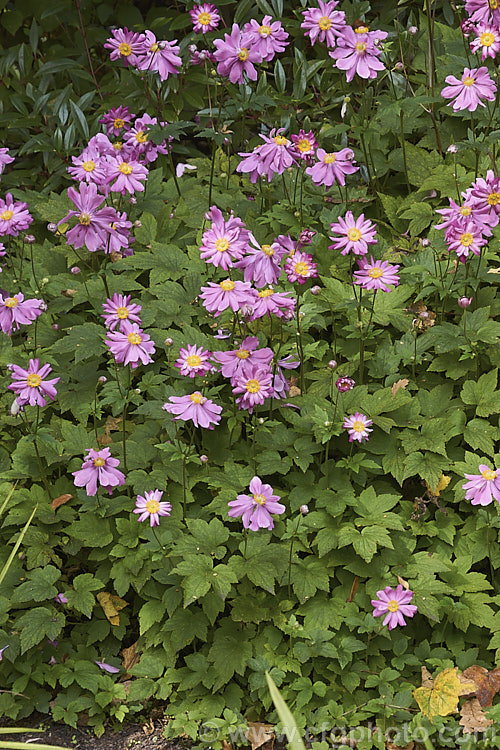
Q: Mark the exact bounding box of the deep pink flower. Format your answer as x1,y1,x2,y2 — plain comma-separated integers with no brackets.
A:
445,221,487,262
468,169,500,219
463,464,500,505
330,26,387,82
434,198,494,238
102,293,142,332
249,287,296,320
249,128,297,182
199,207,250,269
0,148,14,176
336,376,355,392
99,106,135,137
343,412,373,442
175,344,213,378
470,24,500,58
104,28,146,67
441,66,496,112
123,113,171,163
212,336,273,380
136,32,182,81
213,23,262,85
68,144,108,187
232,365,274,413
8,359,59,407
107,155,148,195
284,251,318,284
73,447,126,497
458,296,473,308
236,145,267,183
353,256,400,292
190,3,221,33
105,321,155,368
301,0,346,47
95,660,120,673
290,130,318,161
243,16,289,61
228,476,285,531
306,148,358,187
329,211,377,255
0,293,44,335
162,392,222,429
59,183,119,253
54,594,68,604
199,279,257,317
465,0,500,26
134,490,172,526
371,585,417,630
236,236,286,287
0,193,33,236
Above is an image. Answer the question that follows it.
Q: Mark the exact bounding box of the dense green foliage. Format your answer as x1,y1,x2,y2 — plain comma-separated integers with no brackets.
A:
0,0,499,744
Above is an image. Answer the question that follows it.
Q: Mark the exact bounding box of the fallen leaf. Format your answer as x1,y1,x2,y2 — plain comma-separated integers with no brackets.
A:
97,434,113,446
245,722,274,750
121,641,140,673
421,666,434,688
288,386,301,397
97,415,122,446
397,575,410,590
461,665,500,707
459,698,493,734
62,289,77,297
347,576,359,602
425,474,451,497
50,493,72,510
97,592,129,626
413,667,476,721
391,379,409,396
387,743,414,750
487,267,500,274
222,742,233,750
142,719,155,736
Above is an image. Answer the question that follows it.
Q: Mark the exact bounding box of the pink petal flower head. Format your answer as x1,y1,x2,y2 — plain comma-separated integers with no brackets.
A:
236,235,286,287
175,344,214,378
54,593,68,604
336,376,355,392
0,148,14,176
236,144,267,183
243,16,289,61
190,3,221,33
59,183,119,253
162,392,222,429
8,358,59,408
284,251,318,284
107,155,148,195
212,336,273,380
463,464,500,506
136,32,182,81
213,23,262,85
330,26,387,82
134,489,172,527
232,365,274,414
105,321,155,369
95,660,121,673
434,197,494,237
306,148,358,188
470,24,500,58
99,106,135,137
249,286,296,320
301,0,347,47
0,193,33,236
342,411,372,442
238,129,297,183
290,130,318,162
199,206,250,269
68,144,109,188
441,66,496,112
73,447,126,497
445,221,487,263
468,169,500,217
102,293,142,332
329,211,377,256
104,27,146,67
465,0,500,26
353,256,400,292
458,295,473,308
199,278,258,317
123,113,171,163
228,475,285,531
371,584,417,630
0,292,44,335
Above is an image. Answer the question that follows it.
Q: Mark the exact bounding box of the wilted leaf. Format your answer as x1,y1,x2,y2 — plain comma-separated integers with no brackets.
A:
391,378,409,396
461,665,500,707
413,667,476,720
289,386,301,397
50,493,72,510
347,576,359,602
245,722,274,750
122,641,140,673
420,666,434,688
61,289,77,297
397,575,410,590
459,698,493,733
487,267,500,274
98,415,122,446
97,592,129,626
425,474,451,497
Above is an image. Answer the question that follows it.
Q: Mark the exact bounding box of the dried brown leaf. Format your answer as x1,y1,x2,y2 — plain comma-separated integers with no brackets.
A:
461,665,500,707
459,698,493,733
97,592,129,626
397,575,410,590
50,493,72,510
288,386,301,397
391,379,409,396
121,641,140,673
245,722,274,750
62,289,77,297
421,666,434,688
347,576,359,602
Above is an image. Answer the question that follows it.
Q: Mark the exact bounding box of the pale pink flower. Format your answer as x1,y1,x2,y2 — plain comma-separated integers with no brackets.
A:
136,32,182,81
353,256,400,292
371,585,417,630
175,344,213,378
284,251,318,284
232,365,274,414
329,211,377,255
162,392,222,429
301,0,346,47
330,26,387,82
190,3,220,33
463,464,500,506
104,27,146,67
441,66,496,112
134,490,172,526
470,24,500,58
212,336,273,380
101,293,142,332
199,279,257,317
306,148,358,187
243,16,289,61
343,412,373,442
228,476,285,531
213,23,262,84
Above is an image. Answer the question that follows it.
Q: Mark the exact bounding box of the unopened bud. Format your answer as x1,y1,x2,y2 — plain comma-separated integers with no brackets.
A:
70,266,80,275
24,234,36,244
42,277,49,285
458,296,472,308
10,398,21,416
394,61,403,71
408,25,418,35
447,144,458,154
421,238,430,247
133,220,141,228
200,454,208,463
164,337,174,346
310,285,321,295
129,196,137,205
52,323,59,330
189,44,197,53
47,223,58,233
328,359,337,370
300,504,309,515
98,375,107,383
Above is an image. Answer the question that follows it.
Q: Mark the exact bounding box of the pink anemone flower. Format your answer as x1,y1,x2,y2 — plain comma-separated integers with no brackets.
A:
371,585,417,630
306,148,358,187
228,476,285,531
329,211,377,255
105,321,155,368
463,464,500,506
73,448,126,496
134,490,172,526
213,23,262,84
0,293,44,335
162,392,222,429
441,66,496,112
8,359,59,407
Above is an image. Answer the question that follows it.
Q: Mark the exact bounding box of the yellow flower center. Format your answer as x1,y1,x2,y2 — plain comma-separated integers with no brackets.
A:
368,267,384,279
0,210,13,221
198,11,212,25
347,228,362,242
323,153,336,164
4,297,18,308
79,212,91,226
460,232,474,247
119,162,133,175
355,25,369,33
355,42,367,52
236,349,250,359
318,16,331,30
259,24,272,36
114,118,125,129
387,599,399,612
246,379,260,393
294,261,309,276
145,499,160,513
237,48,249,61
93,457,106,467
26,373,42,388
215,238,229,252
186,355,202,367
463,76,475,86
297,138,312,152
274,135,288,146
190,392,205,404
150,43,159,52
490,0,499,9
487,192,500,205
113,141,123,150
127,332,142,345
261,244,274,256
135,130,148,143
459,206,472,216
480,32,495,46
482,469,496,481
253,493,266,505
116,306,129,319
352,420,365,433
258,288,274,297
220,279,235,291
118,42,132,56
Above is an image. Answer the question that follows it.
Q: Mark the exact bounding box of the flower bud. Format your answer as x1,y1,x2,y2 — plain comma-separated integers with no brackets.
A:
98,375,107,383
394,61,403,71
239,304,254,320
42,277,49,285
421,238,430,247
52,323,59,330
461,18,474,38
10,398,21,417
70,266,80,275
24,234,36,244
47,223,58,233
134,220,141,228
458,296,472,308
135,388,141,394
164,337,174,347
408,25,418,35
189,44,197,53
129,196,137,205
447,144,458,154
328,359,337,370
300,504,309,515
200,454,208,463
310,285,321,295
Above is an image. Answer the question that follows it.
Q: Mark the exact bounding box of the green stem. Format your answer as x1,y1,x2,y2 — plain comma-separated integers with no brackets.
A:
287,516,302,597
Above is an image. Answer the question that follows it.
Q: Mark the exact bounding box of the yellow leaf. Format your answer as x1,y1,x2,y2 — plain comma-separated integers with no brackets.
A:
413,668,476,721
425,474,451,497
97,591,128,626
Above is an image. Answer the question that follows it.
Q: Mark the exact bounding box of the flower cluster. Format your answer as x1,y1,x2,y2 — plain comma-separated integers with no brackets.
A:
104,28,181,81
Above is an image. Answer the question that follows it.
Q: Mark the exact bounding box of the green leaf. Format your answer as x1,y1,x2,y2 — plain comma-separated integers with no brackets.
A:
17,607,65,653
11,565,60,603
208,619,253,691
292,558,330,602
464,418,498,457
66,573,103,618
139,599,167,635
461,370,500,417
66,515,113,548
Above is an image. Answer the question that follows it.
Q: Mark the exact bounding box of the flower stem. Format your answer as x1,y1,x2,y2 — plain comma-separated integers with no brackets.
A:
287,515,302,597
